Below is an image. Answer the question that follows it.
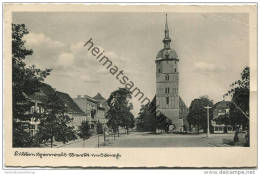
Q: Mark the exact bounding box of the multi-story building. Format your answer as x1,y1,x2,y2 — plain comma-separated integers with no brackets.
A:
19,83,87,136
212,100,234,133
56,91,86,130
93,93,109,124
73,93,108,129
25,83,55,135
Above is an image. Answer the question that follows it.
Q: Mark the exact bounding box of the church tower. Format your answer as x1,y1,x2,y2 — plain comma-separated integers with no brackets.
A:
155,14,183,131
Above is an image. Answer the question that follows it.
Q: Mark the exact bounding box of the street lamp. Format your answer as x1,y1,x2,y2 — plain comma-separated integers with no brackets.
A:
204,105,212,137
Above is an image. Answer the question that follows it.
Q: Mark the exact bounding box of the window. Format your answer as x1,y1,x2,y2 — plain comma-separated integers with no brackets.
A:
174,68,176,72
158,68,161,73
165,74,169,80
31,106,35,114
41,107,44,113
165,87,170,94
166,97,169,105
36,106,40,113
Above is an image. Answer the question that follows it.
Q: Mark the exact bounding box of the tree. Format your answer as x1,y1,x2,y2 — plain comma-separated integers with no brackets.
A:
156,113,171,133
106,88,134,135
136,98,171,133
78,121,92,147
142,104,157,132
124,111,135,134
187,96,213,133
225,66,249,130
136,104,146,131
78,121,92,140
12,24,51,147
35,92,77,148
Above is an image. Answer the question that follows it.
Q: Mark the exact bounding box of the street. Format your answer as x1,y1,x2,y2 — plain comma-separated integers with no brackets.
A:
59,131,239,148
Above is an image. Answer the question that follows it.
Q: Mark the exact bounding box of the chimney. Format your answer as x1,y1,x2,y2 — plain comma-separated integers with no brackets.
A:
77,95,81,98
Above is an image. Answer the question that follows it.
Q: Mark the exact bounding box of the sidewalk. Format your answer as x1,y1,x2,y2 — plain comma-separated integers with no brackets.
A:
54,138,84,148
56,134,117,148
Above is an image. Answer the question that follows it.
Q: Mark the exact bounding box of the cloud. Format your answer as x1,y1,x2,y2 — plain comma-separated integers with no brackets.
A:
24,32,64,48
70,41,86,54
24,32,66,70
84,80,100,84
105,51,126,67
57,52,75,67
193,61,226,73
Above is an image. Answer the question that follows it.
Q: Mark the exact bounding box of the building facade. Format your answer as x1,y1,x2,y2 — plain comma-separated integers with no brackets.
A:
155,14,187,131
73,93,108,129
93,93,109,124
22,83,55,136
56,91,86,130
22,83,88,135
212,100,234,133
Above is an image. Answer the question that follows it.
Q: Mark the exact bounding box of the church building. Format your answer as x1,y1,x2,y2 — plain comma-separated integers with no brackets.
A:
155,14,188,132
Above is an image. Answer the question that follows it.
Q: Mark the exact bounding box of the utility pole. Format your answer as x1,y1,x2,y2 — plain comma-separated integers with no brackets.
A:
97,133,99,148
103,124,106,146
204,105,212,137
97,119,100,148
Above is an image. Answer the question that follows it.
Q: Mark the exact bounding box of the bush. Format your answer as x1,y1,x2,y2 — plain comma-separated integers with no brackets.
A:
78,121,92,140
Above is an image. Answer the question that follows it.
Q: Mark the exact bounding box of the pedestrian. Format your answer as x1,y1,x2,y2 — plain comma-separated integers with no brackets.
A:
234,127,239,143
244,127,249,146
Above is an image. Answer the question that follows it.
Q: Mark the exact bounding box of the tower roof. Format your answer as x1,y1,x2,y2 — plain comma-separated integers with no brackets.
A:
156,14,178,61
163,13,171,42
165,13,169,31
156,48,178,60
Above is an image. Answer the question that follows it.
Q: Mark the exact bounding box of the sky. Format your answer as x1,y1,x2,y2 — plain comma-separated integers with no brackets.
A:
13,12,249,115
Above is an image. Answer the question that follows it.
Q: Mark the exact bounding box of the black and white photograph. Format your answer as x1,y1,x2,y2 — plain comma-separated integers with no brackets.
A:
3,3,257,168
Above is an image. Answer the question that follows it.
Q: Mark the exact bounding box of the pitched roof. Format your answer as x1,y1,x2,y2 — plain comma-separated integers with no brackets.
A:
56,91,84,114
28,82,55,103
179,96,188,109
214,100,232,109
93,93,109,110
27,82,84,114
93,93,106,101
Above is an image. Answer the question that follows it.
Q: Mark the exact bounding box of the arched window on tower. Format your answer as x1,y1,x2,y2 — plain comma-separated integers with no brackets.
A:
165,74,169,80
165,87,170,94
166,97,169,105
174,68,176,73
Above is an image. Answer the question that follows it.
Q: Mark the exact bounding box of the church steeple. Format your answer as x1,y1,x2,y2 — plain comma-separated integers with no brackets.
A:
156,14,183,132
163,13,171,49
